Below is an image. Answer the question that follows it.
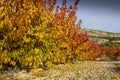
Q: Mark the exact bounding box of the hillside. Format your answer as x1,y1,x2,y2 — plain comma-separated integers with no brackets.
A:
81,28,120,45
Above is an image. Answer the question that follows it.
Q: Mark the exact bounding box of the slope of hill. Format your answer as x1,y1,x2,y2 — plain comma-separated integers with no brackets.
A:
81,28,120,45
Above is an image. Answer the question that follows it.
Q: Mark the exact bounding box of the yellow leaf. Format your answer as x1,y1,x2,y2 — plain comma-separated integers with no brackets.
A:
0,65,2,69
10,61,16,66
0,7,4,12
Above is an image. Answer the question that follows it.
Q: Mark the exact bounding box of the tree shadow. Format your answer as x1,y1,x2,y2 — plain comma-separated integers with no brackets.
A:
113,62,120,74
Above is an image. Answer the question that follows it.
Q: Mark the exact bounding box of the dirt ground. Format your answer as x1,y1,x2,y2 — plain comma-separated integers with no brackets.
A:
0,61,120,80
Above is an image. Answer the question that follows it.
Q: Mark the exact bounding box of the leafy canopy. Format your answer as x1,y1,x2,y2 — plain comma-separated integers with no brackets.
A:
0,0,101,69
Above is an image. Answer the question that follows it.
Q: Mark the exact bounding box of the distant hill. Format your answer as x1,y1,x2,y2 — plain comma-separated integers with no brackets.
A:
81,28,120,45
81,28,120,37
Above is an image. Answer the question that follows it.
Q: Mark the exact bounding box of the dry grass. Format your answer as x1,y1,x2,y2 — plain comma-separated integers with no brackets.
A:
0,61,120,80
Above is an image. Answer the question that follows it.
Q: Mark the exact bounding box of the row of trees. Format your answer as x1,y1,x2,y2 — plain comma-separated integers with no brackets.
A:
0,0,119,69
102,45,120,60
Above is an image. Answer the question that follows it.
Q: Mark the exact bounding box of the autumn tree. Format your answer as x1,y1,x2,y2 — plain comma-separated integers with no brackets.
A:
0,0,101,69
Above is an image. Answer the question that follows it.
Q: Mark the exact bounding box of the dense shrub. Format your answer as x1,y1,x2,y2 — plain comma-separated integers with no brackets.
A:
102,45,120,60
0,0,101,69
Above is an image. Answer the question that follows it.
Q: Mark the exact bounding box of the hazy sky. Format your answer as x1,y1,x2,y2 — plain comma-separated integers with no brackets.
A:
57,0,120,33
77,0,120,33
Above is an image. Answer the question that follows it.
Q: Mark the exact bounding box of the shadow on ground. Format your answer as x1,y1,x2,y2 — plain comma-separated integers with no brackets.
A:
113,62,120,74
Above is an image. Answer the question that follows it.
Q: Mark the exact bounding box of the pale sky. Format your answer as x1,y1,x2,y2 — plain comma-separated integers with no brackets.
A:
77,0,120,33
57,0,120,33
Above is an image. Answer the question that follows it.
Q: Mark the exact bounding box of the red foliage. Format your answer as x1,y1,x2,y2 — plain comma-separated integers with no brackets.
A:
102,45,120,60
